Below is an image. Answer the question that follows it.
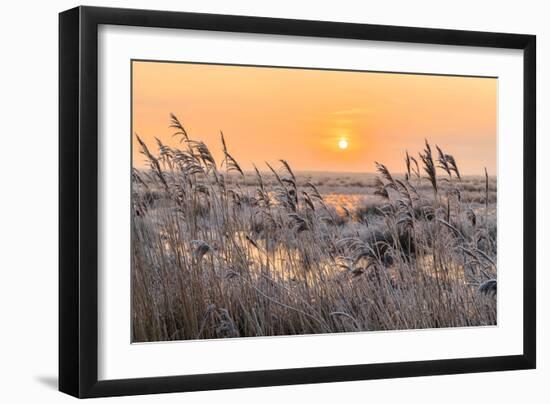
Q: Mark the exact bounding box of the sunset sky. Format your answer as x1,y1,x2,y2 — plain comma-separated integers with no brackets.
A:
132,60,497,175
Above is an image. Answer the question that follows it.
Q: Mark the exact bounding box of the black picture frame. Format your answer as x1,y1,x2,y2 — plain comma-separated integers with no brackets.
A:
59,5,536,398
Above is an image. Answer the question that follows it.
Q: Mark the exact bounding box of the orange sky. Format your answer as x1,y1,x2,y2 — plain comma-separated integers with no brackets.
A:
132,60,497,175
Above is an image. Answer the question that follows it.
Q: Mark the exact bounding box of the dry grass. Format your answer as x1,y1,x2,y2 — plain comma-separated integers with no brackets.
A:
131,115,497,342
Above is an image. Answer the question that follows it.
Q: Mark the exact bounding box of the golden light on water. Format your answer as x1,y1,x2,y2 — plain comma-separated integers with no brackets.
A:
338,138,349,150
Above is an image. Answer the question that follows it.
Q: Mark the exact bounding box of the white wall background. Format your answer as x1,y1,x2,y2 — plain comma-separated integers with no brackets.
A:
0,0,546,402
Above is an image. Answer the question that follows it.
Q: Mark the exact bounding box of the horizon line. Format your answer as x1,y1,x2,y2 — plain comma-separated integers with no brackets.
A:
131,166,495,177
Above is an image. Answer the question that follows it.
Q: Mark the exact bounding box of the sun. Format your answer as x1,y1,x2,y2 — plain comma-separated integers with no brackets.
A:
338,138,349,150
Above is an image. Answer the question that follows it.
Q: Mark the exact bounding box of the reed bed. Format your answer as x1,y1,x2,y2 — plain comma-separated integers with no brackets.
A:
131,114,497,342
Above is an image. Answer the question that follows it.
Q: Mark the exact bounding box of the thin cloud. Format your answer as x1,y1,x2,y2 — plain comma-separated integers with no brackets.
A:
332,107,370,116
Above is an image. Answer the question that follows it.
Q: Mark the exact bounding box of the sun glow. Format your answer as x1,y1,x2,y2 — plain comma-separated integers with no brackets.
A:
338,138,349,150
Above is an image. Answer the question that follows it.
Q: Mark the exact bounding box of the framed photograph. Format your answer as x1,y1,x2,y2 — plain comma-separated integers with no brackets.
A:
59,6,536,398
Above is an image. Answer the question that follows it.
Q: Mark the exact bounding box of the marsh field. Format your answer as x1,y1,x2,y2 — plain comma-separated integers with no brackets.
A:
131,116,497,342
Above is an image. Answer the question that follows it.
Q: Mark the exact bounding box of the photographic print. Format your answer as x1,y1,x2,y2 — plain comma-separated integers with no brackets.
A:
131,60,497,343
